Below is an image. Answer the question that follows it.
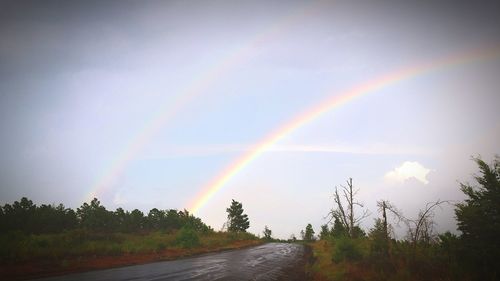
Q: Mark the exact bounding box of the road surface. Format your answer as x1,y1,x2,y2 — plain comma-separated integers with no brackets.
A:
34,243,307,281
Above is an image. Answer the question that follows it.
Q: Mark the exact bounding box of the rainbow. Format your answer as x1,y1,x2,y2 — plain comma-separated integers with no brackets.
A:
188,44,500,214
85,2,323,202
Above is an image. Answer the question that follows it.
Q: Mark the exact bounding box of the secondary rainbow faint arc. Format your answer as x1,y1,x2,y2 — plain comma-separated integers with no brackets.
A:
85,1,323,202
188,44,500,214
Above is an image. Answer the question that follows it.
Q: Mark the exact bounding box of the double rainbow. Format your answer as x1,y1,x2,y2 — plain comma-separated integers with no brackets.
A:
85,2,322,202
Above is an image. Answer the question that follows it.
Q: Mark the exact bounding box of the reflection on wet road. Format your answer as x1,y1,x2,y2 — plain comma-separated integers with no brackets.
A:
35,243,306,281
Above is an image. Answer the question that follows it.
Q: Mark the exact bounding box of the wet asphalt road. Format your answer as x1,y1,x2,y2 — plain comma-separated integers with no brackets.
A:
34,243,306,281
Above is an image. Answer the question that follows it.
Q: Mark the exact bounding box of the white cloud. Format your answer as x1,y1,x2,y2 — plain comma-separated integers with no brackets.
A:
384,161,431,185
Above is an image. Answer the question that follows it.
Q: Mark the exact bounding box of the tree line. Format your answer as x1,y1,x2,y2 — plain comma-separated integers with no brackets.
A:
0,197,212,234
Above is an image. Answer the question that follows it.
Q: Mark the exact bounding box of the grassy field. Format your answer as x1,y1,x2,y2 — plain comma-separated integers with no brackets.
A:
307,238,470,281
0,230,262,280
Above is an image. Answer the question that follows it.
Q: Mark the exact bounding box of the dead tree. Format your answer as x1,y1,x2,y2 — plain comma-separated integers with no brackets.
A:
377,200,405,238
376,200,404,256
327,178,370,238
405,200,448,248
379,200,389,243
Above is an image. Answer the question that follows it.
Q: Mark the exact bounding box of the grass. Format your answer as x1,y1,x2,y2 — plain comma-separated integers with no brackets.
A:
0,230,172,260
308,239,367,281
0,230,262,280
0,230,261,262
308,239,413,281
308,238,476,281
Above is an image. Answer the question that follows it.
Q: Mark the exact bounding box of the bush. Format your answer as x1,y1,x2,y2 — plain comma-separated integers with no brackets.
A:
332,237,363,262
175,227,200,248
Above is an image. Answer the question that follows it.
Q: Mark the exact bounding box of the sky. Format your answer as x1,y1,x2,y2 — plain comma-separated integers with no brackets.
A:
1,0,499,239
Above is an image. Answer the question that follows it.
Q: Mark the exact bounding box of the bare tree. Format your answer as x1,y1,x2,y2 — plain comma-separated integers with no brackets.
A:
404,200,448,248
375,200,404,256
378,200,389,243
376,200,405,240
327,178,370,238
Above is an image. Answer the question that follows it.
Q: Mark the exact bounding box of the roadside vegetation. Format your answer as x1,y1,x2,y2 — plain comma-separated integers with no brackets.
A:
304,156,500,281
0,197,260,279
3,156,497,280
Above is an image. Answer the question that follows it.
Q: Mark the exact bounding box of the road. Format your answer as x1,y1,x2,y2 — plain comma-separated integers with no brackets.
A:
34,243,308,281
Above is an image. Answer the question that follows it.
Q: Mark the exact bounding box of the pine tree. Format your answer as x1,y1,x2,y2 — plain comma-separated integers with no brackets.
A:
331,217,347,238
226,199,250,232
304,223,315,241
455,156,500,279
319,224,330,240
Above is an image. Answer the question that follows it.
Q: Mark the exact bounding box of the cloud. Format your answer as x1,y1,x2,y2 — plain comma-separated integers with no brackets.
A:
384,161,431,185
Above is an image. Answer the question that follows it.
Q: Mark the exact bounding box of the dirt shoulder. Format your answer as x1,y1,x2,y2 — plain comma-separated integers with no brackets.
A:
1,240,263,281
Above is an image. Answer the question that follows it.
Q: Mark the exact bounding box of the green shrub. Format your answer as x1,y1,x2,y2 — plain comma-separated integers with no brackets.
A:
175,227,200,248
332,237,363,262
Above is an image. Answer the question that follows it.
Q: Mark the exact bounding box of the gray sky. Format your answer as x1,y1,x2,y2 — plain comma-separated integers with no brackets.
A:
1,0,499,238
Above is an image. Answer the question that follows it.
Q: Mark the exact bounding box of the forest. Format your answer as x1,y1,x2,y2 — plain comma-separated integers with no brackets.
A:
0,197,211,235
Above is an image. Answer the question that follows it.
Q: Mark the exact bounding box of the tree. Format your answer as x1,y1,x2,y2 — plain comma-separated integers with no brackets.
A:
455,156,500,279
12,197,36,233
147,208,165,230
319,224,330,240
77,198,112,231
351,225,366,238
304,223,315,241
165,209,182,231
178,209,212,233
438,231,459,266
34,203,77,233
1,198,77,234
114,207,128,232
405,200,447,249
369,218,390,258
377,200,390,246
226,199,249,232
372,200,402,257
129,209,145,232
263,225,272,240
327,178,369,238
331,217,347,238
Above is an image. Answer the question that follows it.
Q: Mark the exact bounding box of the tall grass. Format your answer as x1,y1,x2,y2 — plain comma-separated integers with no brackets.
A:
309,238,470,281
0,229,259,263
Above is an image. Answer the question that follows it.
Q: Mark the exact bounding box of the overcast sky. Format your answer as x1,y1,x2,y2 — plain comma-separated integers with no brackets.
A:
1,0,499,238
